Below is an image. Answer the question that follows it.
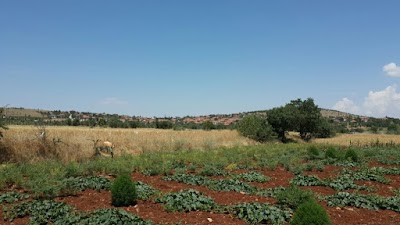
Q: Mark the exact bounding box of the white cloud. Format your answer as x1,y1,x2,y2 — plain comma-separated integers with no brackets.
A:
363,85,400,117
99,97,128,105
333,85,400,118
383,62,400,77
332,97,359,114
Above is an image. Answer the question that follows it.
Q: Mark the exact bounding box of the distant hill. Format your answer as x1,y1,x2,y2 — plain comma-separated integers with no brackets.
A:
320,109,356,118
2,106,364,120
3,107,48,118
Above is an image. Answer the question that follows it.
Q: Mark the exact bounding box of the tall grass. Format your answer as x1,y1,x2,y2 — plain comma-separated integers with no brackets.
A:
1,126,256,163
313,133,400,147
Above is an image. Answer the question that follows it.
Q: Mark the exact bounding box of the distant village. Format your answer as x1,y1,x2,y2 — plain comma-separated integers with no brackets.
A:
3,107,400,134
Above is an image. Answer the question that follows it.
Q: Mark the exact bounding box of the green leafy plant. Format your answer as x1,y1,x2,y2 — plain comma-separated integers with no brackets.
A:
290,175,324,186
4,200,76,224
111,174,137,207
290,200,331,225
79,208,155,225
326,192,400,212
4,200,154,225
63,176,112,192
208,178,257,194
136,181,159,200
156,189,216,212
229,202,292,224
232,171,270,183
163,173,211,186
198,164,229,176
0,191,29,204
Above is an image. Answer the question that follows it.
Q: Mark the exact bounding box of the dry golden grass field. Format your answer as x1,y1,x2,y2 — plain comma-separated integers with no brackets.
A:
313,133,400,147
2,126,400,163
1,126,256,163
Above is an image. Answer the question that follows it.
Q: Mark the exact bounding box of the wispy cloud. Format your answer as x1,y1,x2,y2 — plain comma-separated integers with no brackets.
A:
99,97,128,105
383,62,400,77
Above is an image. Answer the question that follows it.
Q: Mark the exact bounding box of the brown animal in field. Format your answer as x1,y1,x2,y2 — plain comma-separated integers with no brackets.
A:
95,141,114,158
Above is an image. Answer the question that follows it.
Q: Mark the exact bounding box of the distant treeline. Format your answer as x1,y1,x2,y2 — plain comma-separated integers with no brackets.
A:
3,115,233,130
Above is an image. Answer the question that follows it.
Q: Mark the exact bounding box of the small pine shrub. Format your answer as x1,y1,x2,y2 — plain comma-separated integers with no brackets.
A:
276,185,315,209
291,200,331,225
345,148,359,162
111,174,137,207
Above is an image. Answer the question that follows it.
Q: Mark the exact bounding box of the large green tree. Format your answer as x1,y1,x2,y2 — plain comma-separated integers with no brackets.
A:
267,98,324,142
290,98,321,141
267,104,298,142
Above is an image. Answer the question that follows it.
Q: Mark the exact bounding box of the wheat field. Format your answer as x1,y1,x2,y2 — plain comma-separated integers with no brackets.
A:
3,126,400,163
313,133,400,147
1,126,256,163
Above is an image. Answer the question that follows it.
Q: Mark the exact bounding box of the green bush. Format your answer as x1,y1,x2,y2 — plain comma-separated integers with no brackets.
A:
307,146,321,160
111,174,137,207
237,115,275,143
291,200,331,225
276,185,315,209
345,148,359,162
325,147,339,159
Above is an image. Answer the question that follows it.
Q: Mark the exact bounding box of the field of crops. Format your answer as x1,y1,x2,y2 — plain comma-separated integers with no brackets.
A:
1,140,400,224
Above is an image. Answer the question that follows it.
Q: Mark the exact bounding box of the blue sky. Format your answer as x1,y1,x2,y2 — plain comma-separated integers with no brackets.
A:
1,1,400,117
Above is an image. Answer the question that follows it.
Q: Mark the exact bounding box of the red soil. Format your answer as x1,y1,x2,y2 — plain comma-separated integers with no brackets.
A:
1,165,399,225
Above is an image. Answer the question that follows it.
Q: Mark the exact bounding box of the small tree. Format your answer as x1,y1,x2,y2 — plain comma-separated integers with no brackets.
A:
111,174,137,207
238,115,275,143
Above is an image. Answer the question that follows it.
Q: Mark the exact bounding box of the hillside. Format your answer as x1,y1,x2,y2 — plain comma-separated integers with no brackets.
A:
2,107,366,120
3,107,48,118
1,106,371,127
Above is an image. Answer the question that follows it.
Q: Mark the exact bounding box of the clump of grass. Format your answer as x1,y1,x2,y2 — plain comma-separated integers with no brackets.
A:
325,146,340,159
345,148,360,162
307,146,321,160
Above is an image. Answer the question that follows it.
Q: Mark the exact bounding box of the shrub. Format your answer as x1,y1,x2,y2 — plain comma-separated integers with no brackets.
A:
237,115,275,143
111,174,137,207
345,148,359,162
325,147,339,159
307,146,321,160
291,200,331,225
276,185,315,209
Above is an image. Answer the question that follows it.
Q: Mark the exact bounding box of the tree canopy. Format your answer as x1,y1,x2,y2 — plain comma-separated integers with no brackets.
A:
267,98,322,142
